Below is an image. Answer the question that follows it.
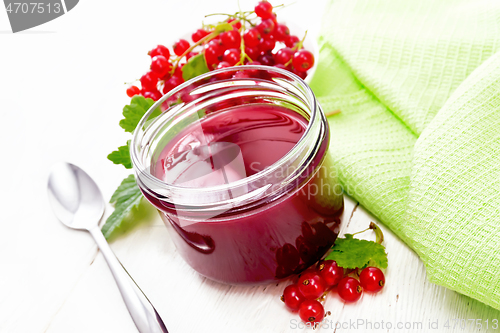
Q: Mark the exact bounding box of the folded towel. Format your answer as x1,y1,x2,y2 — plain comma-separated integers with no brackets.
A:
310,0,500,310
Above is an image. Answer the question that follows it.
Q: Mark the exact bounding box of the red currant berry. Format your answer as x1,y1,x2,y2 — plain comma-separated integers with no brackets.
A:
298,300,325,324
245,62,262,77
270,12,278,25
142,89,162,101
244,28,262,47
215,61,233,79
191,29,209,43
258,52,275,66
173,39,190,56
228,18,242,30
245,61,262,68
259,37,276,53
204,40,224,68
173,65,183,79
292,49,315,72
275,24,290,41
337,277,363,302
233,70,251,79
140,71,159,91
317,260,344,288
285,35,300,48
274,47,294,65
271,64,291,78
282,284,305,311
220,30,242,49
186,52,198,60
257,19,275,39
255,1,273,19
273,64,288,70
160,72,171,81
293,67,307,80
126,85,140,97
298,270,326,300
216,61,231,69
149,45,170,59
162,76,183,94
151,55,172,78
359,267,385,293
245,46,260,60
223,48,240,66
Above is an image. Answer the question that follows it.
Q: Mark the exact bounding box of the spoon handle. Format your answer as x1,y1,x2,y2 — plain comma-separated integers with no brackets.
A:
89,227,169,333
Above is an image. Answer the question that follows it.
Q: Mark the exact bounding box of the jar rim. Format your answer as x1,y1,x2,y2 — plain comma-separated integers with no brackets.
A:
130,65,324,202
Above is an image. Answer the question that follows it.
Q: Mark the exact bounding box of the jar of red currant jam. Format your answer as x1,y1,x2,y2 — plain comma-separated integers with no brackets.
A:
131,65,344,284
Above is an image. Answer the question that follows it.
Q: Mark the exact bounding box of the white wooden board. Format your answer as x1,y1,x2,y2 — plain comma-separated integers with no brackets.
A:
0,0,499,332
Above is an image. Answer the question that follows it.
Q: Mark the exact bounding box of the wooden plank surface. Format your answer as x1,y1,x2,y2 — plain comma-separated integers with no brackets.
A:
1,0,499,332
43,197,500,333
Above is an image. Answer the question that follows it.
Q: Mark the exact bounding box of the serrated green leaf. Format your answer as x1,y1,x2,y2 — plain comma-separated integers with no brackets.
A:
102,175,143,239
119,95,161,133
107,140,132,169
325,235,388,269
182,53,210,81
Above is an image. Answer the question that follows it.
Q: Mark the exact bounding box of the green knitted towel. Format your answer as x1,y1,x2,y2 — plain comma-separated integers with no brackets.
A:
310,0,500,310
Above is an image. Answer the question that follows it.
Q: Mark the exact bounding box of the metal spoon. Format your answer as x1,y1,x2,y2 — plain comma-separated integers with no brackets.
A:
47,162,168,333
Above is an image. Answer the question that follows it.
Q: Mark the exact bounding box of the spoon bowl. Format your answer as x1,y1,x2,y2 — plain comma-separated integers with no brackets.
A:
47,162,168,333
48,162,104,230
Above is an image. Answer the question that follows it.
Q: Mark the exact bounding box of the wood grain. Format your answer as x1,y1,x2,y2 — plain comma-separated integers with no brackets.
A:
1,0,499,332
42,197,500,333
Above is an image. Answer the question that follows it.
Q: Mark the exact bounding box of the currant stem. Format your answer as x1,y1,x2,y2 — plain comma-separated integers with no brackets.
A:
205,12,236,17
283,31,309,67
169,20,239,76
205,12,256,27
350,227,371,237
318,291,328,302
293,30,308,51
237,6,248,65
273,3,287,10
369,222,384,244
239,16,256,27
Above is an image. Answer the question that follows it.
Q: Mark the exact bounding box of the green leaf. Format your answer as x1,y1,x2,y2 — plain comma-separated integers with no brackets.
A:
325,234,388,269
119,95,160,133
214,22,232,33
107,140,132,169
182,53,210,81
102,175,143,239
110,96,162,168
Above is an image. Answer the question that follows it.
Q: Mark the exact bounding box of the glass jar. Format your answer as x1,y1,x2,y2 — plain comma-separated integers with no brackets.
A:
131,65,343,284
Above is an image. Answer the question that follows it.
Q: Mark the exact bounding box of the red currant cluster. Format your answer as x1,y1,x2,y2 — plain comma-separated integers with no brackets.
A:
126,1,315,100
282,262,385,325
